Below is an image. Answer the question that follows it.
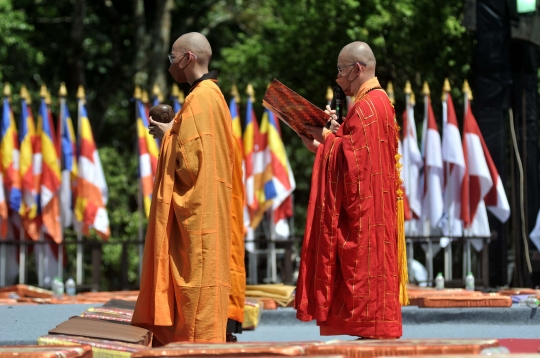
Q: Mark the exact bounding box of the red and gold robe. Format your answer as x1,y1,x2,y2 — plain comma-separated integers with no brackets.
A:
132,80,236,344
295,77,407,339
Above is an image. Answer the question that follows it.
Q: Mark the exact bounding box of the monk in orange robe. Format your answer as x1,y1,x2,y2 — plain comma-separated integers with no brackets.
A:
132,32,244,345
297,42,408,339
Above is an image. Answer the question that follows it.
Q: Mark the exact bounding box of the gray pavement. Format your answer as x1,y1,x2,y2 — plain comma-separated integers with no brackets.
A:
1,304,540,346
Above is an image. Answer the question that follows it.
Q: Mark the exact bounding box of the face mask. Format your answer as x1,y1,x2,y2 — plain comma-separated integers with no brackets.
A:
168,52,194,83
336,66,358,96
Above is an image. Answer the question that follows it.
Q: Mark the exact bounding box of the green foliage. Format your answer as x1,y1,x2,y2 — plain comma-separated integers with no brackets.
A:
3,0,480,288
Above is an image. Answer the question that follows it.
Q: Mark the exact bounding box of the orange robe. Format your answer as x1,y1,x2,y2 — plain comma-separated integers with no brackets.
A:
132,80,236,344
228,134,246,324
295,77,404,338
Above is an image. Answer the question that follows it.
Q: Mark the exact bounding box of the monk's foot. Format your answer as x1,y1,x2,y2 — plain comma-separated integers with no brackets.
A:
226,333,238,343
355,336,398,340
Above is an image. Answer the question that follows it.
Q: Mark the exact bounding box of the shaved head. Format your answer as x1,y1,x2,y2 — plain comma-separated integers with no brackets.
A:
338,42,376,71
172,32,212,66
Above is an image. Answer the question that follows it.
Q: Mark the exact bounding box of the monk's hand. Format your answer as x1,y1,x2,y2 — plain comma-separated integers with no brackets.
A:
304,124,329,143
327,119,340,134
299,134,320,153
148,117,173,140
325,105,337,122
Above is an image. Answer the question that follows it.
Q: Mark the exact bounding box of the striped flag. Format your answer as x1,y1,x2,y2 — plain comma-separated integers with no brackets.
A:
264,110,296,239
75,93,110,238
420,96,444,229
441,92,465,236
1,93,22,215
59,97,78,228
461,101,510,241
136,97,157,217
37,96,62,243
243,95,262,218
19,92,39,239
171,84,182,114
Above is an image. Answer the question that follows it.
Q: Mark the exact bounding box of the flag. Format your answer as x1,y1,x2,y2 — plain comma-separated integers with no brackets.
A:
136,98,157,217
461,102,510,240
243,96,262,218
420,97,444,228
172,94,182,114
37,97,62,243
402,99,423,219
75,95,110,238
1,96,22,215
441,93,465,236
59,99,78,228
263,110,296,239
19,95,39,239
397,139,412,221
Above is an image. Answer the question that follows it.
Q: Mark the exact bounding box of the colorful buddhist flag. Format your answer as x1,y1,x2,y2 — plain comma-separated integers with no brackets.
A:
75,93,110,239
19,93,39,239
37,96,62,243
1,94,22,215
243,95,261,217
59,98,78,228
136,98,155,217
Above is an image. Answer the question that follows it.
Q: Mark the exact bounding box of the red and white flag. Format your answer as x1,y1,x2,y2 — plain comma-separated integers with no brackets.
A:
441,93,465,237
461,102,510,245
402,100,423,219
420,97,444,229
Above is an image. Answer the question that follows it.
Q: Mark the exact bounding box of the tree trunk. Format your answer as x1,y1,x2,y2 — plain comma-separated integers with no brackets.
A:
148,0,174,99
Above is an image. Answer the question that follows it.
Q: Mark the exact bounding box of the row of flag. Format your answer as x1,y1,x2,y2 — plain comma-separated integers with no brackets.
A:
134,83,296,251
397,79,511,252
0,83,110,245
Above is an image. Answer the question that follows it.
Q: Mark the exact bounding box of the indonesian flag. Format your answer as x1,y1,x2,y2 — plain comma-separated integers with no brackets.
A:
75,96,110,239
397,139,412,221
441,93,465,236
402,101,423,218
461,102,510,242
420,97,444,228
531,209,540,251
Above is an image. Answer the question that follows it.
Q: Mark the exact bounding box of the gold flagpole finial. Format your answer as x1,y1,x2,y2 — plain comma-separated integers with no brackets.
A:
410,91,416,105
152,84,163,102
20,85,29,101
133,86,141,100
3,83,11,100
326,86,333,102
462,80,473,100
178,89,185,104
171,83,179,98
40,84,48,98
441,78,451,101
404,81,412,95
246,83,255,102
59,82,68,97
45,89,52,105
386,81,395,105
141,90,149,104
231,84,240,103
76,85,86,100
422,81,430,96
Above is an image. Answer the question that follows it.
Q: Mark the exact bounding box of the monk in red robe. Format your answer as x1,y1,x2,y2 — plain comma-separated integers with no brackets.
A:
297,42,408,339
132,32,244,345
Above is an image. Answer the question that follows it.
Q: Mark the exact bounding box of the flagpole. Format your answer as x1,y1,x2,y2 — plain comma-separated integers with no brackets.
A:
462,80,473,278
403,81,416,282
57,83,69,282
75,86,85,285
133,86,145,281
422,81,434,286
442,78,453,281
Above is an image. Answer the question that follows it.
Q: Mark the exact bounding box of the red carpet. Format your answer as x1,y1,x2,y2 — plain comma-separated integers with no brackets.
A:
499,339,540,353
